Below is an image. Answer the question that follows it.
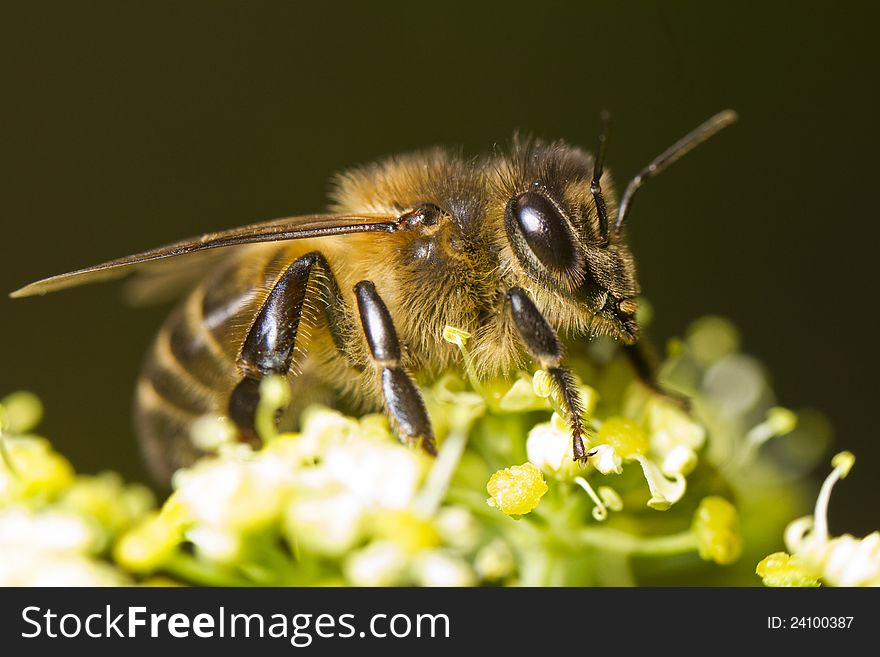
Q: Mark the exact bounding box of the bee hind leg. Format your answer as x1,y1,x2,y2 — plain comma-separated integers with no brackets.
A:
229,251,349,439
354,280,436,456
505,287,591,462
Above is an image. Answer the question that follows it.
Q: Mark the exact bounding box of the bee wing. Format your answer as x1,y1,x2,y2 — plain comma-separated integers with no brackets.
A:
121,248,238,306
10,213,399,298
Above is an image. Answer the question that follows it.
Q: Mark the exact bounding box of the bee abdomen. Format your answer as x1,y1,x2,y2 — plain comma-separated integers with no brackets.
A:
134,243,339,484
135,279,249,484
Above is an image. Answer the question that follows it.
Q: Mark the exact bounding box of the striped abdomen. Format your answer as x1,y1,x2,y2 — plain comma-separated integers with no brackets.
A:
134,244,308,483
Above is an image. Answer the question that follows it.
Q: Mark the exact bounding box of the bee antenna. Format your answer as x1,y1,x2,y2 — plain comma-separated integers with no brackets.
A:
590,110,612,237
615,109,738,232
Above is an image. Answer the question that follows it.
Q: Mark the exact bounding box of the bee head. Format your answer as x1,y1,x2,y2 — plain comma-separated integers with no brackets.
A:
496,137,641,344
496,112,737,344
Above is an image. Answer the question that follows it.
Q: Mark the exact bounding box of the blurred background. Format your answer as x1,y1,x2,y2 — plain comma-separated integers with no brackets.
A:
1,2,876,534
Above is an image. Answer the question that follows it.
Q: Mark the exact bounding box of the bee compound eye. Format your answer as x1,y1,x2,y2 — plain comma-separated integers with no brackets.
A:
505,191,580,275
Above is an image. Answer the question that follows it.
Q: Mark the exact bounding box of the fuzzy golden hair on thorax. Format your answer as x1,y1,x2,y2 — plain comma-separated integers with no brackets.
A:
328,147,489,225
326,137,641,347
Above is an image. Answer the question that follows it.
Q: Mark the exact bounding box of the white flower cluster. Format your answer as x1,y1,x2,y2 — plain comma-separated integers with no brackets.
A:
758,452,880,587
164,406,491,586
0,506,127,586
523,370,706,517
0,392,153,586
0,315,856,587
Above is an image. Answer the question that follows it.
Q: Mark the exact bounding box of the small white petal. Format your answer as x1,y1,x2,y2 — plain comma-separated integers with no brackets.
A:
633,455,686,510
411,550,476,587
344,541,409,586
822,532,880,587
435,507,481,552
285,489,365,557
784,516,815,554
174,457,288,531
591,445,623,475
661,445,698,476
299,407,361,445
324,441,424,510
598,486,623,512
186,526,243,563
532,370,554,398
0,549,127,586
0,508,100,554
190,415,237,451
574,476,609,521
527,421,581,479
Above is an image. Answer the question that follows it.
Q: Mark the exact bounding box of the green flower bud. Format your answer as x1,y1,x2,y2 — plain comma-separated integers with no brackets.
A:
60,472,155,544
486,463,548,517
597,416,649,458
256,375,292,441
0,436,75,503
756,552,820,587
498,375,552,412
766,407,798,436
831,451,855,478
686,316,740,365
474,539,515,582
114,512,181,574
694,496,742,565
1,391,44,434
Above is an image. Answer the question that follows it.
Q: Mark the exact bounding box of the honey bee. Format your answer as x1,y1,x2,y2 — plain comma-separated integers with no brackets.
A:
12,111,736,485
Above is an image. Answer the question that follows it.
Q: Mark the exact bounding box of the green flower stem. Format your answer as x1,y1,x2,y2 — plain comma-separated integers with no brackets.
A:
518,545,590,586
447,488,505,521
573,527,699,556
536,500,700,556
443,326,483,395
414,428,469,518
163,554,254,587
237,535,306,585
449,487,700,558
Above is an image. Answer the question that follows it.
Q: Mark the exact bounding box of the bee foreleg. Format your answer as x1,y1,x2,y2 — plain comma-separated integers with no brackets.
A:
505,287,590,462
229,251,347,437
354,280,436,456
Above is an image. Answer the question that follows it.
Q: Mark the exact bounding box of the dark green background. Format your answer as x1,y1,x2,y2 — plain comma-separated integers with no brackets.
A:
2,2,877,534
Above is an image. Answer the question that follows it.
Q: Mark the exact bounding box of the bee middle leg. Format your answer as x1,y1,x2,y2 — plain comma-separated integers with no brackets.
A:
505,287,590,462
228,251,349,437
353,280,436,456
